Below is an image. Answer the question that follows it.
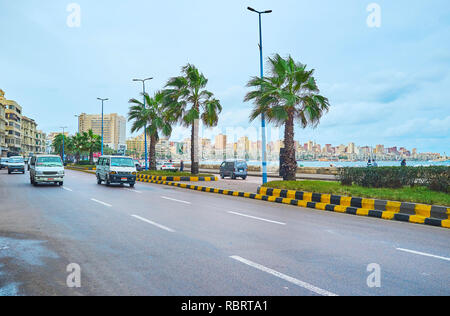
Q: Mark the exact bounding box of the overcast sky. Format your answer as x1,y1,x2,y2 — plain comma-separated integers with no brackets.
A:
1,0,449,154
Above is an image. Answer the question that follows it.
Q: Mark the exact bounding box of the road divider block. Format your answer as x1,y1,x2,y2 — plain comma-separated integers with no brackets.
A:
257,187,449,222
137,174,217,182
133,178,449,229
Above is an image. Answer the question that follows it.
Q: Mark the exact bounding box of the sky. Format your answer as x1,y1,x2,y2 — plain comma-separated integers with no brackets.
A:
1,0,449,154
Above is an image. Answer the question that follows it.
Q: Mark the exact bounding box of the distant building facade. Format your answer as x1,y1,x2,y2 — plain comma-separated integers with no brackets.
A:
78,113,126,150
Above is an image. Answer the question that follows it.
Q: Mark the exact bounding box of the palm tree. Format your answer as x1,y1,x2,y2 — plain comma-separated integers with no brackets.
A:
70,133,86,163
52,134,71,158
128,91,172,170
83,129,101,164
244,54,330,181
164,64,222,174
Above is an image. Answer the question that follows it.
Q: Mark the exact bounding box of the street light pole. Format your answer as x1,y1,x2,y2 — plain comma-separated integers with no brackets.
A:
97,98,109,156
133,77,153,171
248,7,272,185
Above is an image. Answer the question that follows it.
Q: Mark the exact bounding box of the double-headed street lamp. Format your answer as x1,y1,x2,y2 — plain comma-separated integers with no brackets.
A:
133,77,153,171
97,98,109,156
247,6,272,185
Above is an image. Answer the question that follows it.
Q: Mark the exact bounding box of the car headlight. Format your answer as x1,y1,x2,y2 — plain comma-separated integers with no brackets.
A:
58,170,64,175
110,171,117,175
36,171,44,175
132,172,137,175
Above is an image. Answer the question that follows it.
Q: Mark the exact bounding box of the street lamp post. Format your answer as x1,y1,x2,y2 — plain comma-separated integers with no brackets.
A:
133,77,153,171
247,6,272,185
97,98,109,156
60,126,68,162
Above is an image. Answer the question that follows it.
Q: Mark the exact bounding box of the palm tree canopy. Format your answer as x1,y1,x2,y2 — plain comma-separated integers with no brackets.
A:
128,91,172,141
244,54,330,128
163,64,222,128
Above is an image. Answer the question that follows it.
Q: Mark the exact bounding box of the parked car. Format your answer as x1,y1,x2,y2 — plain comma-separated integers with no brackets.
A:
220,160,248,180
29,155,65,186
7,156,25,174
0,157,8,170
96,155,137,187
156,161,178,172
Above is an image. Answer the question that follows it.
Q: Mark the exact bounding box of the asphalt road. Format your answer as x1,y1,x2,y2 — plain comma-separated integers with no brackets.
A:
0,169,449,296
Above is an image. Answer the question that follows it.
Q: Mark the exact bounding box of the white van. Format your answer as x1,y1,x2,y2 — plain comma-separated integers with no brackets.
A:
29,155,65,186
96,156,137,187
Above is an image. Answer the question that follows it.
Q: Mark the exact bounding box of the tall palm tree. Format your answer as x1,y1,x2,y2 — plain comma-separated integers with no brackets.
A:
164,64,222,174
83,129,101,164
244,54,330,181
128,91,172,170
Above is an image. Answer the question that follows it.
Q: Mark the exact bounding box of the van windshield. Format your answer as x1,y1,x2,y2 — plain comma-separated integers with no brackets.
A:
111,158,134,167
37,157,63,167
9,158,24,163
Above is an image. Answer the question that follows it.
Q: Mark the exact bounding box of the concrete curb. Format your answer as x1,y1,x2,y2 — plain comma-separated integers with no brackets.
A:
137,174,217,182
258,187,450,221
139,179,450,229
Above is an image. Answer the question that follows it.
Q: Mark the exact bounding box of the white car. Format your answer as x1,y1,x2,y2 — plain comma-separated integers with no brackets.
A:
156,161,178,172
29,155,65,186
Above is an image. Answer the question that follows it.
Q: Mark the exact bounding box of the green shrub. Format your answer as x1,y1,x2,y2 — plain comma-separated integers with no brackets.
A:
76,160,92,166
338,166,449,193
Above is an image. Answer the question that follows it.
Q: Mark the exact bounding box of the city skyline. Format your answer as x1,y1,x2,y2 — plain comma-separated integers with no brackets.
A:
1,1,449,155
126,132,446,161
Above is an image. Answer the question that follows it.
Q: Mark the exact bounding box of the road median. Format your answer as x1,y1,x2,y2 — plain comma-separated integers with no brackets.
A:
134,178,450,229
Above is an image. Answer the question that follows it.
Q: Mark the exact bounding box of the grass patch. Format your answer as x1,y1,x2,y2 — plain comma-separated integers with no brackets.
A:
263,180,450,206
138,170,214,177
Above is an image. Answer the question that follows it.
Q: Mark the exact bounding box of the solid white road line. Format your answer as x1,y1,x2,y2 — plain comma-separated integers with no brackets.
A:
62,187,73,192
228,211,286,226
230,256,338,297
396,248,450,262
90,198,112,207
131,215,175,233
161,196,191,205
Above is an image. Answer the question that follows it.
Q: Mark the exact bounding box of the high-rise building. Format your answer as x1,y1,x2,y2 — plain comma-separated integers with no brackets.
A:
0,90,7,156
78,113,126,150
21,116,38,157
3,92,22,155
126,134,146,158
155,137,171,159
347,142,356,154
214,134,227,159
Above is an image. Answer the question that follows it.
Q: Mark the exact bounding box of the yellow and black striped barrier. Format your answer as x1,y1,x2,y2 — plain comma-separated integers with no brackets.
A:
137,174,217,182
258,187,450,227
138,179,449,229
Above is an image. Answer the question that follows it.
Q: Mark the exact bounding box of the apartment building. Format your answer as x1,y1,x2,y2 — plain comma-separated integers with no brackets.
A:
126,134,146,158
36,130,47,154
21,116,38,157
0,90,7,156
3,94,22,156
78,113,126,150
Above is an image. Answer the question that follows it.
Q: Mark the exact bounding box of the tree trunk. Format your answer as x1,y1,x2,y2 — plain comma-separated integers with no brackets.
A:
191,119,199,174
149,133,157,170
283,111,296,181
